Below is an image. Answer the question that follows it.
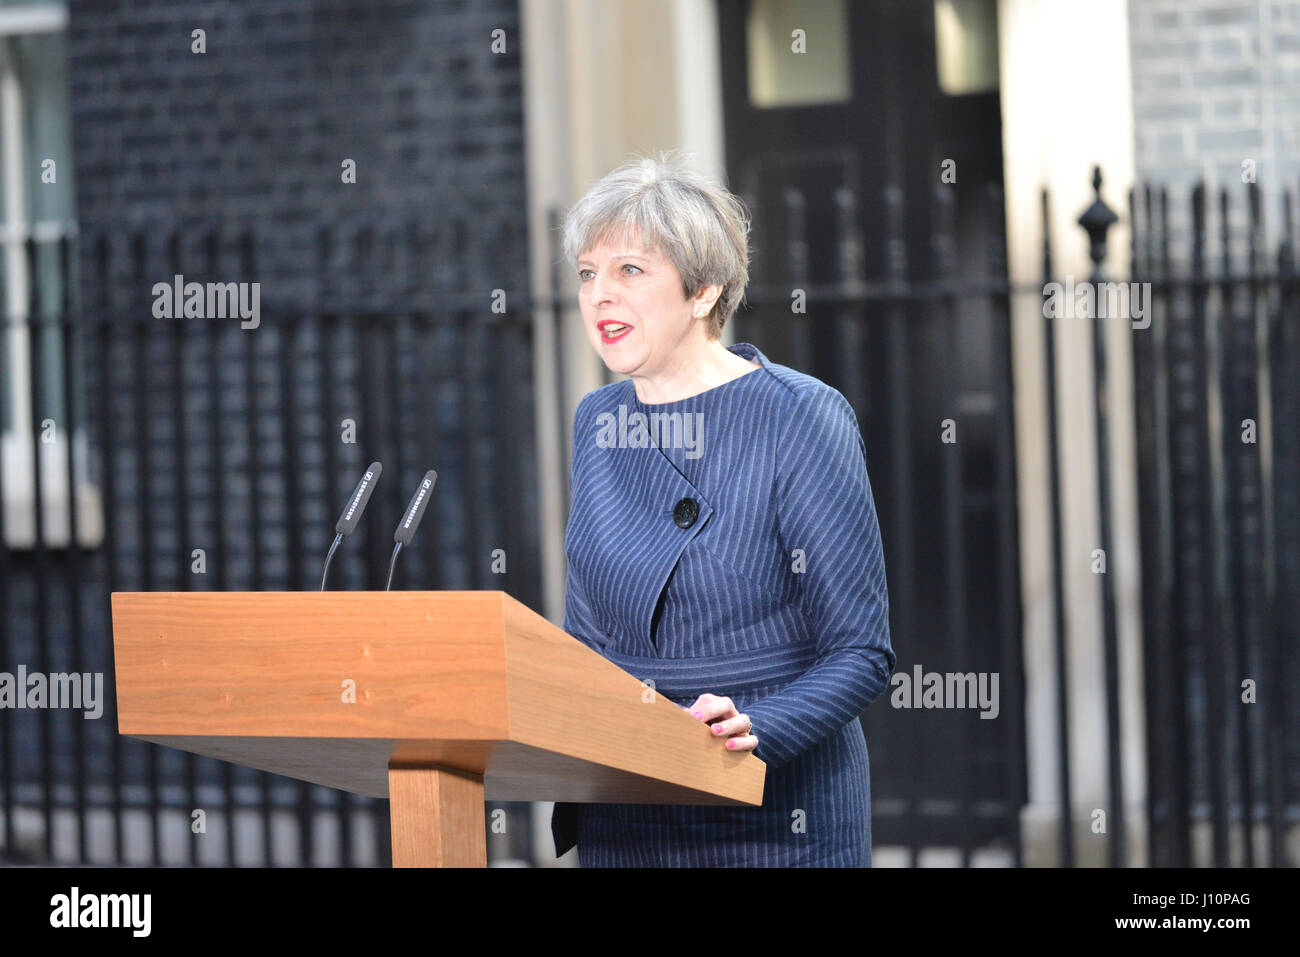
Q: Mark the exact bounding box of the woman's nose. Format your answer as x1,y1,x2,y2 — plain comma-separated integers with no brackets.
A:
587,269,616,307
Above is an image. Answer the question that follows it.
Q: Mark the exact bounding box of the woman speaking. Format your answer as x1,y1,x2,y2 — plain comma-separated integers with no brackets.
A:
551,150,896,867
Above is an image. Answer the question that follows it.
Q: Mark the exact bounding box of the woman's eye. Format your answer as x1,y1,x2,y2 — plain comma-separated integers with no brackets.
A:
578,264,640,281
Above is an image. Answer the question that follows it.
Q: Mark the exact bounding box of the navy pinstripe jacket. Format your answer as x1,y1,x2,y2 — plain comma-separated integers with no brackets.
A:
552,342,895,866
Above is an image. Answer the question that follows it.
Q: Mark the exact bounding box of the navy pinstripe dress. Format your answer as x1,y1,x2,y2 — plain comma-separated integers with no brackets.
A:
551,341,896,867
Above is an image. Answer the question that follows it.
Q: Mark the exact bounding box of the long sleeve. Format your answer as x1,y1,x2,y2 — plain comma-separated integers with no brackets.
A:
742,385,896,771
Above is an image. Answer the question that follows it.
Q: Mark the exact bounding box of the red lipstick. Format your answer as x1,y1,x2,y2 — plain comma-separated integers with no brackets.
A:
597,319,633,343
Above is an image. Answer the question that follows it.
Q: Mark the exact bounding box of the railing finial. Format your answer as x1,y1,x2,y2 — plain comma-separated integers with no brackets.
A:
1078,165,1119,280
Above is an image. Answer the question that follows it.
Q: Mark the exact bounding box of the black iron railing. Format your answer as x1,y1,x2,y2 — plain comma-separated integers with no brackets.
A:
1,169,1296,867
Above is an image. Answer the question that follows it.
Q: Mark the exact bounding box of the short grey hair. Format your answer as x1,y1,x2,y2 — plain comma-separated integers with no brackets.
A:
561,149,751,338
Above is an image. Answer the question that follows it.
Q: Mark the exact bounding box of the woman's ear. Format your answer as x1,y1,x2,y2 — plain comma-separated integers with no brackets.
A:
692,283,723,318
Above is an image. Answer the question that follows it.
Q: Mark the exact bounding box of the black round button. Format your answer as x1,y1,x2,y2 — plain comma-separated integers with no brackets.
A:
673,497,699,529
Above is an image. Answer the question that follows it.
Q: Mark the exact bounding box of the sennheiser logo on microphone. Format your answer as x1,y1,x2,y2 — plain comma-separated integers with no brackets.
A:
402,479,432,529
344,470,375,523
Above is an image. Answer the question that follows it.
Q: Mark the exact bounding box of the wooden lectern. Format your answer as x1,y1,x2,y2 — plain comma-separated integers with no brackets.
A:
110,591,766,867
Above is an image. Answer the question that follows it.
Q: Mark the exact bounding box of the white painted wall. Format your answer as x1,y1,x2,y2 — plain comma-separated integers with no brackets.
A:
999,0,1146,865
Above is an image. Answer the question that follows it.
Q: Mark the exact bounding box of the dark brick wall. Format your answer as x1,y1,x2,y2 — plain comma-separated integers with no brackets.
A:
68,0,529,312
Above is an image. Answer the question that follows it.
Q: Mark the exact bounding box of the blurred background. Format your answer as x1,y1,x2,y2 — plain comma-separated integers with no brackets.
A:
0,0,1295,867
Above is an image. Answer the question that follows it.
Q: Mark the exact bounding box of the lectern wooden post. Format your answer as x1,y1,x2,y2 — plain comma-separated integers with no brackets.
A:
110,591,765,867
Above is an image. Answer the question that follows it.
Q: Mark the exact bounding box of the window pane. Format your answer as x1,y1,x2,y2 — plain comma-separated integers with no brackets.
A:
934,0,999,95
0,26,76,434
747,0,851,108
18,29,75,227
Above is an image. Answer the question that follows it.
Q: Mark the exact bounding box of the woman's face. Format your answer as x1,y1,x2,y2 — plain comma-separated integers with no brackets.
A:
576,235,712,379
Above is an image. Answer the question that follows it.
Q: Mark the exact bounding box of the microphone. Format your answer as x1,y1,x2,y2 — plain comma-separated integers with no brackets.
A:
385,469,438,590
320,461,382,591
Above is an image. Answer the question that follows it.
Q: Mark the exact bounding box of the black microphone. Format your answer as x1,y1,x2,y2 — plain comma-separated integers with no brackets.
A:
321,461,382,590
385,469,438,590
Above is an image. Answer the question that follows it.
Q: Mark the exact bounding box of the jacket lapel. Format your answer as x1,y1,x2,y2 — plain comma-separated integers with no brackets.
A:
570,386,715,658
570,344,772,659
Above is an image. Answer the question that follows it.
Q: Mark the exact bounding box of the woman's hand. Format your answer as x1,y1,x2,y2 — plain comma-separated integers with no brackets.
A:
684,693,758,753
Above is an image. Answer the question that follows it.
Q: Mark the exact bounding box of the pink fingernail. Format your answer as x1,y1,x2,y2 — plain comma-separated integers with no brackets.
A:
726,740,735,749
691,711,701,718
